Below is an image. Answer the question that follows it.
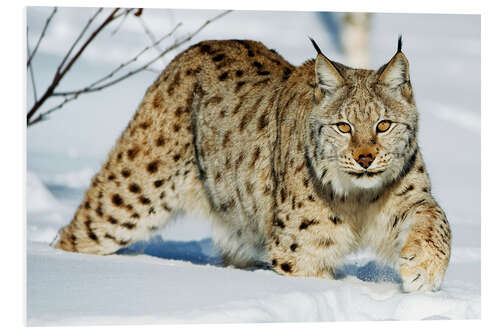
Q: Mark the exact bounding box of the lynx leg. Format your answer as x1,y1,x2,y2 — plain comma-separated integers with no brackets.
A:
397,206,451,292
267,187,357,278
54,58,208,254
268,215,356,279
53,155,204,255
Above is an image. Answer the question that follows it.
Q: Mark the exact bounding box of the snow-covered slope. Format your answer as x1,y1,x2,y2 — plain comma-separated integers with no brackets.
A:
26,10,480,325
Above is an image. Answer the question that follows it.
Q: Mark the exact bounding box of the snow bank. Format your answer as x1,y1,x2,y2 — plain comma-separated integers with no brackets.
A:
43,167,96,189
27,242,480,326
26,172,72,243
26,171,60,213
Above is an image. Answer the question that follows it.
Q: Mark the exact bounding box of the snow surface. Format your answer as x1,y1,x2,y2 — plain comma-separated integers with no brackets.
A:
27,241,479,325
26,9,480,325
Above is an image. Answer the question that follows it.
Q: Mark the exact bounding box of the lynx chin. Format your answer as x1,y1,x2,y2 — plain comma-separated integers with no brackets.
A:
54,36,451,292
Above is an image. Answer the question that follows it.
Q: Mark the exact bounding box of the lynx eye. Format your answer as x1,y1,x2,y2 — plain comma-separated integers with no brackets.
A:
376,120,391,133
337,122,351,133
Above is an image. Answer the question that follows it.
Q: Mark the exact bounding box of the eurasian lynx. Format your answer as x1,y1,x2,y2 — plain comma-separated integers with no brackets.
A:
54,37,451,292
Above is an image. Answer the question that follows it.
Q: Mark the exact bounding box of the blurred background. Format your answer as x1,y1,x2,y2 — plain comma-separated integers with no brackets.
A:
26,7,480,272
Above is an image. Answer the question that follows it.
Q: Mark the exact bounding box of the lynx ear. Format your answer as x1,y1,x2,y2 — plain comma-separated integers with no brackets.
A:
378,36,410,88
315,54,345,90
310,38,344,90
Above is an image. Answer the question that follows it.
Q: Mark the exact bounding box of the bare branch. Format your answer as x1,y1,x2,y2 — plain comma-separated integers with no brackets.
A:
28,54,38,103
28,96,78,126
27,7,57,67
57,8,122,79
27,26,38,102
53,22,182,97
110,8,131,36
27,8,126,124
137,15,166,66
55,10,231,96
27,9,232,127
55,8,104,75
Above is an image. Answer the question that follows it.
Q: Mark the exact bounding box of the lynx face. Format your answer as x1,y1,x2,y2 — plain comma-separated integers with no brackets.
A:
308,44,418,194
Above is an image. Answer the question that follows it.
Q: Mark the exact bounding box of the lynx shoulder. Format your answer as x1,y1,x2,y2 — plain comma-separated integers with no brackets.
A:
54,38,451,292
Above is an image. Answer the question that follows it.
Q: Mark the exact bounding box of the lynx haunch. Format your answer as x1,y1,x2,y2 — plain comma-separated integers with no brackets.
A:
54,37,451,292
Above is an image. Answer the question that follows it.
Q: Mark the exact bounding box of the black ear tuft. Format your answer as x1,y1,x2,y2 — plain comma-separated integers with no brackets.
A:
397,35,403,53
309,37,323,55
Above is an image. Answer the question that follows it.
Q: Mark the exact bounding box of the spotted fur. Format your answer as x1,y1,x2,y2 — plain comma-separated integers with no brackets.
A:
54,39,450,292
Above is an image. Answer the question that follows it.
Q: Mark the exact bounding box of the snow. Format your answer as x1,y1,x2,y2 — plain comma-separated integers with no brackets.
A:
44,167,98,189
26,9,480,325
26,239,479,325
26,172,60,213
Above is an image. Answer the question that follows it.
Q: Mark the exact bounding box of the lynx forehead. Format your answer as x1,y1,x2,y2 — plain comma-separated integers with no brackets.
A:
54,37,451,292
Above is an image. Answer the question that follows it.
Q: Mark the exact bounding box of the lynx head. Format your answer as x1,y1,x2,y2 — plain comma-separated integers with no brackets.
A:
306,37,418,197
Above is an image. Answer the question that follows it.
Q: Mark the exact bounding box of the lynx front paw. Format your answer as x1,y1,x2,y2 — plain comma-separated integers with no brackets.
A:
399,242,448,292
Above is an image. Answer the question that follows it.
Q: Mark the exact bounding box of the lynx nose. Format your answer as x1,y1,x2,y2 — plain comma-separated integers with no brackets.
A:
353,149,376,169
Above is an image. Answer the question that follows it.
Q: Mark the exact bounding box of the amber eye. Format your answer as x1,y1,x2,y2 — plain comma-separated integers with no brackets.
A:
337,122,351,133
376,120,391,133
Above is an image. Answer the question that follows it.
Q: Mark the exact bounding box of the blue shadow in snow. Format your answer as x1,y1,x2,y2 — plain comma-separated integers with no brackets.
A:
337,261,402,283
117,236,222,266
117,236,402,283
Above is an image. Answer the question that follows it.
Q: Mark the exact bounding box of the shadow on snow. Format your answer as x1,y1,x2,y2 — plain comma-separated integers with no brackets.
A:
117,236,401,283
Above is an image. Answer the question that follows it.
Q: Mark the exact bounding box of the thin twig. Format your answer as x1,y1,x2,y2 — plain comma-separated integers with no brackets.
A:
27,7,57,67
137,15,166,66
28,96,78,126
53,22,182,97
27,8,123,124
55,8,104,75
28,9,232,126
55,10,231,96
27,26,38,102
143,67,160,74
110,9,130,35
